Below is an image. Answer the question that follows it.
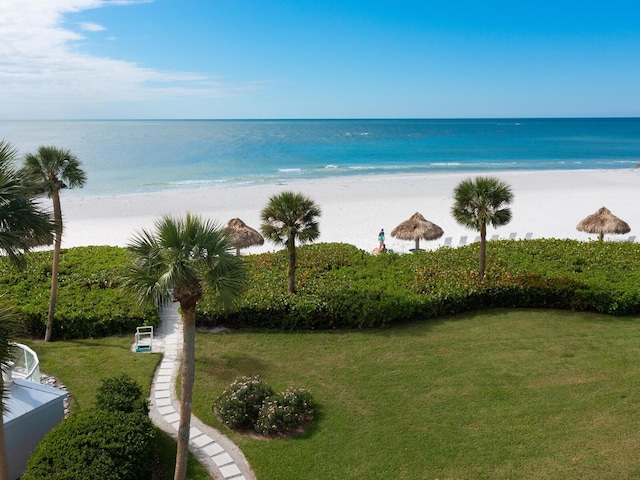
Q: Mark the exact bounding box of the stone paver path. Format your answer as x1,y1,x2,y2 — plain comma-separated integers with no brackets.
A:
145,302,255,480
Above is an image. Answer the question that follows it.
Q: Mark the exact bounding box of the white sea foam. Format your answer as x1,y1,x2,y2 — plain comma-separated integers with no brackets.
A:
170,179,226,186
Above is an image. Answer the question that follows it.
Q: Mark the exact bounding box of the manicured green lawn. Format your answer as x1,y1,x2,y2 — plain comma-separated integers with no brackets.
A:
27,335,159,411
192,309,640,480
24,335,211,480
24,310,640,479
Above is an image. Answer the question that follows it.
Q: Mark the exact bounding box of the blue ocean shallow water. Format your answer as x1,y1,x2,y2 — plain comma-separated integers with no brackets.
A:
1,118,638,197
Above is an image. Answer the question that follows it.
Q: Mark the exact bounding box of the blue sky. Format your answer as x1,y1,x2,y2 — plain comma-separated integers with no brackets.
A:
1,0,639,119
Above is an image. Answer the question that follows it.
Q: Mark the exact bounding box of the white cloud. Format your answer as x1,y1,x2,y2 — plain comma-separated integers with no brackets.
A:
79,21,106,32
0,0,259,118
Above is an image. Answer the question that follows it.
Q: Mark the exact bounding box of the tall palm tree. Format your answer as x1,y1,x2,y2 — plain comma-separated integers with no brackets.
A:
260,191,321,294
451,176,513,280
0,141,54,263
0,141,52,480
124,214,246,480
0,307,18,480
21,146,86,342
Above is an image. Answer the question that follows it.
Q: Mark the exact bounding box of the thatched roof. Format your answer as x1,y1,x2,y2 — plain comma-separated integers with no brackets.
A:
576,206,630,241
224,218,264,253
391,212,444,250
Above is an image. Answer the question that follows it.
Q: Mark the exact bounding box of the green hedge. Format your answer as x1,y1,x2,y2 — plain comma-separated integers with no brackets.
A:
3,241,640,338
25,375,154,479
96,373,150,416
0,246,158,339
197,240,640,329
23,410,156,480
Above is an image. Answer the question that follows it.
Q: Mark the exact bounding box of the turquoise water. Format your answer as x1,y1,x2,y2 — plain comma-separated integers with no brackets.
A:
1,118,638,196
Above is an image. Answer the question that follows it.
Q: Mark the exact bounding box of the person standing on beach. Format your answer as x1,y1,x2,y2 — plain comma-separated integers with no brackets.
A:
378,228,385,247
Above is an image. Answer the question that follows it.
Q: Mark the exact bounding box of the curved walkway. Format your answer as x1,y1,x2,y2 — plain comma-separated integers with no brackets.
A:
145,302,255,480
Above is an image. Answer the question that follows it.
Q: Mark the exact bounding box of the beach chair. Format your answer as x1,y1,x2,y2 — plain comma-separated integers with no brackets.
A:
491,234,499,241
626,235,636,243
473,236,480,243
135,326,153,353
458,236,467,246
509,232,517,240
524,232,533,240
443,237,452,246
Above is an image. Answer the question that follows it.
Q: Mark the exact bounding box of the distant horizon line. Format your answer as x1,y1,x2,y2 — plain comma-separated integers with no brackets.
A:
3,116,639,122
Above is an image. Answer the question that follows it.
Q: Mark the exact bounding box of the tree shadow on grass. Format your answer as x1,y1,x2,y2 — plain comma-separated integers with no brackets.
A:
196,353,269,385
291,401,324,441
27,334,134,350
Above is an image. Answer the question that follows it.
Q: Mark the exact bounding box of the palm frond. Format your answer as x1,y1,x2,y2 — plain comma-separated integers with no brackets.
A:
0,142,55,263
0,304,20,414
21,146,86,197
124,213,247,309
260,190,321,244
452,176,513,231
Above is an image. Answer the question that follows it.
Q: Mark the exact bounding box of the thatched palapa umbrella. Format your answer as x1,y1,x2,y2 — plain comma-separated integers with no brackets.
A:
391,212,444,251
224,218,264,255
576,206,630,241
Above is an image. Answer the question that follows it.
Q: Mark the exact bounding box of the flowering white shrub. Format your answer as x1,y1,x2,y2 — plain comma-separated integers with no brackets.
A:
213,376,273,430
214,377,315,436
254,387,314,436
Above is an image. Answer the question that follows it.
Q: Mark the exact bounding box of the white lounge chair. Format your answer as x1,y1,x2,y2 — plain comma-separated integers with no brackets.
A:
459,236,467,246
443,237,452,246
509,232,517,240
135,326,153,353
491,234,499,241
524,232,533,240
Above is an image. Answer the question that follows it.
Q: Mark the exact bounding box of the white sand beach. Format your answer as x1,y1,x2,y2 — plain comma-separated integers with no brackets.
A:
59,169,640,254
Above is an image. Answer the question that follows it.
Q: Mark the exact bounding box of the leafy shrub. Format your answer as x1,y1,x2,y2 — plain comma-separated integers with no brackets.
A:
255,387,314,436
24,410,155,480
214,377,315,437
213,376,274,430
96,373,149,416
0,246,159,339
198,240,640,330
5,241,640,338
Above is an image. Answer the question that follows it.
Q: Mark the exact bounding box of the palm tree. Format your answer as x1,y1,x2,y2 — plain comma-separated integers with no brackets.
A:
451,176,513,280
0,307,20,480
0,141,52,479
124,214,246,480
260,191,321,294
0,141,54,263
21,146,86,342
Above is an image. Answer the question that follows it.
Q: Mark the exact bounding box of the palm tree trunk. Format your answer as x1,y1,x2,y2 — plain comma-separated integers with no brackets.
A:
478,223,487,280
0,380,8,480
44,190,62,342
287,238,296,294
174,304,196,480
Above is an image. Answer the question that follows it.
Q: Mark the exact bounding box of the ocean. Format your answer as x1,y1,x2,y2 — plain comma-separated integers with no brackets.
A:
1,118,638,197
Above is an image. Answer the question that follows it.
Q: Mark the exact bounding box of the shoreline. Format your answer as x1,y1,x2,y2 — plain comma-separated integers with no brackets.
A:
60,169,640,254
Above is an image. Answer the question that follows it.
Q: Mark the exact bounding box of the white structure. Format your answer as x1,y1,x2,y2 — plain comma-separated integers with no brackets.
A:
3,344,67,480
135,326,154,352
9,342,40,382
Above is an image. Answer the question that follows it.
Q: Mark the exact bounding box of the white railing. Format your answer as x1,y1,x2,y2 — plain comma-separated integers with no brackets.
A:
9,343,40,383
